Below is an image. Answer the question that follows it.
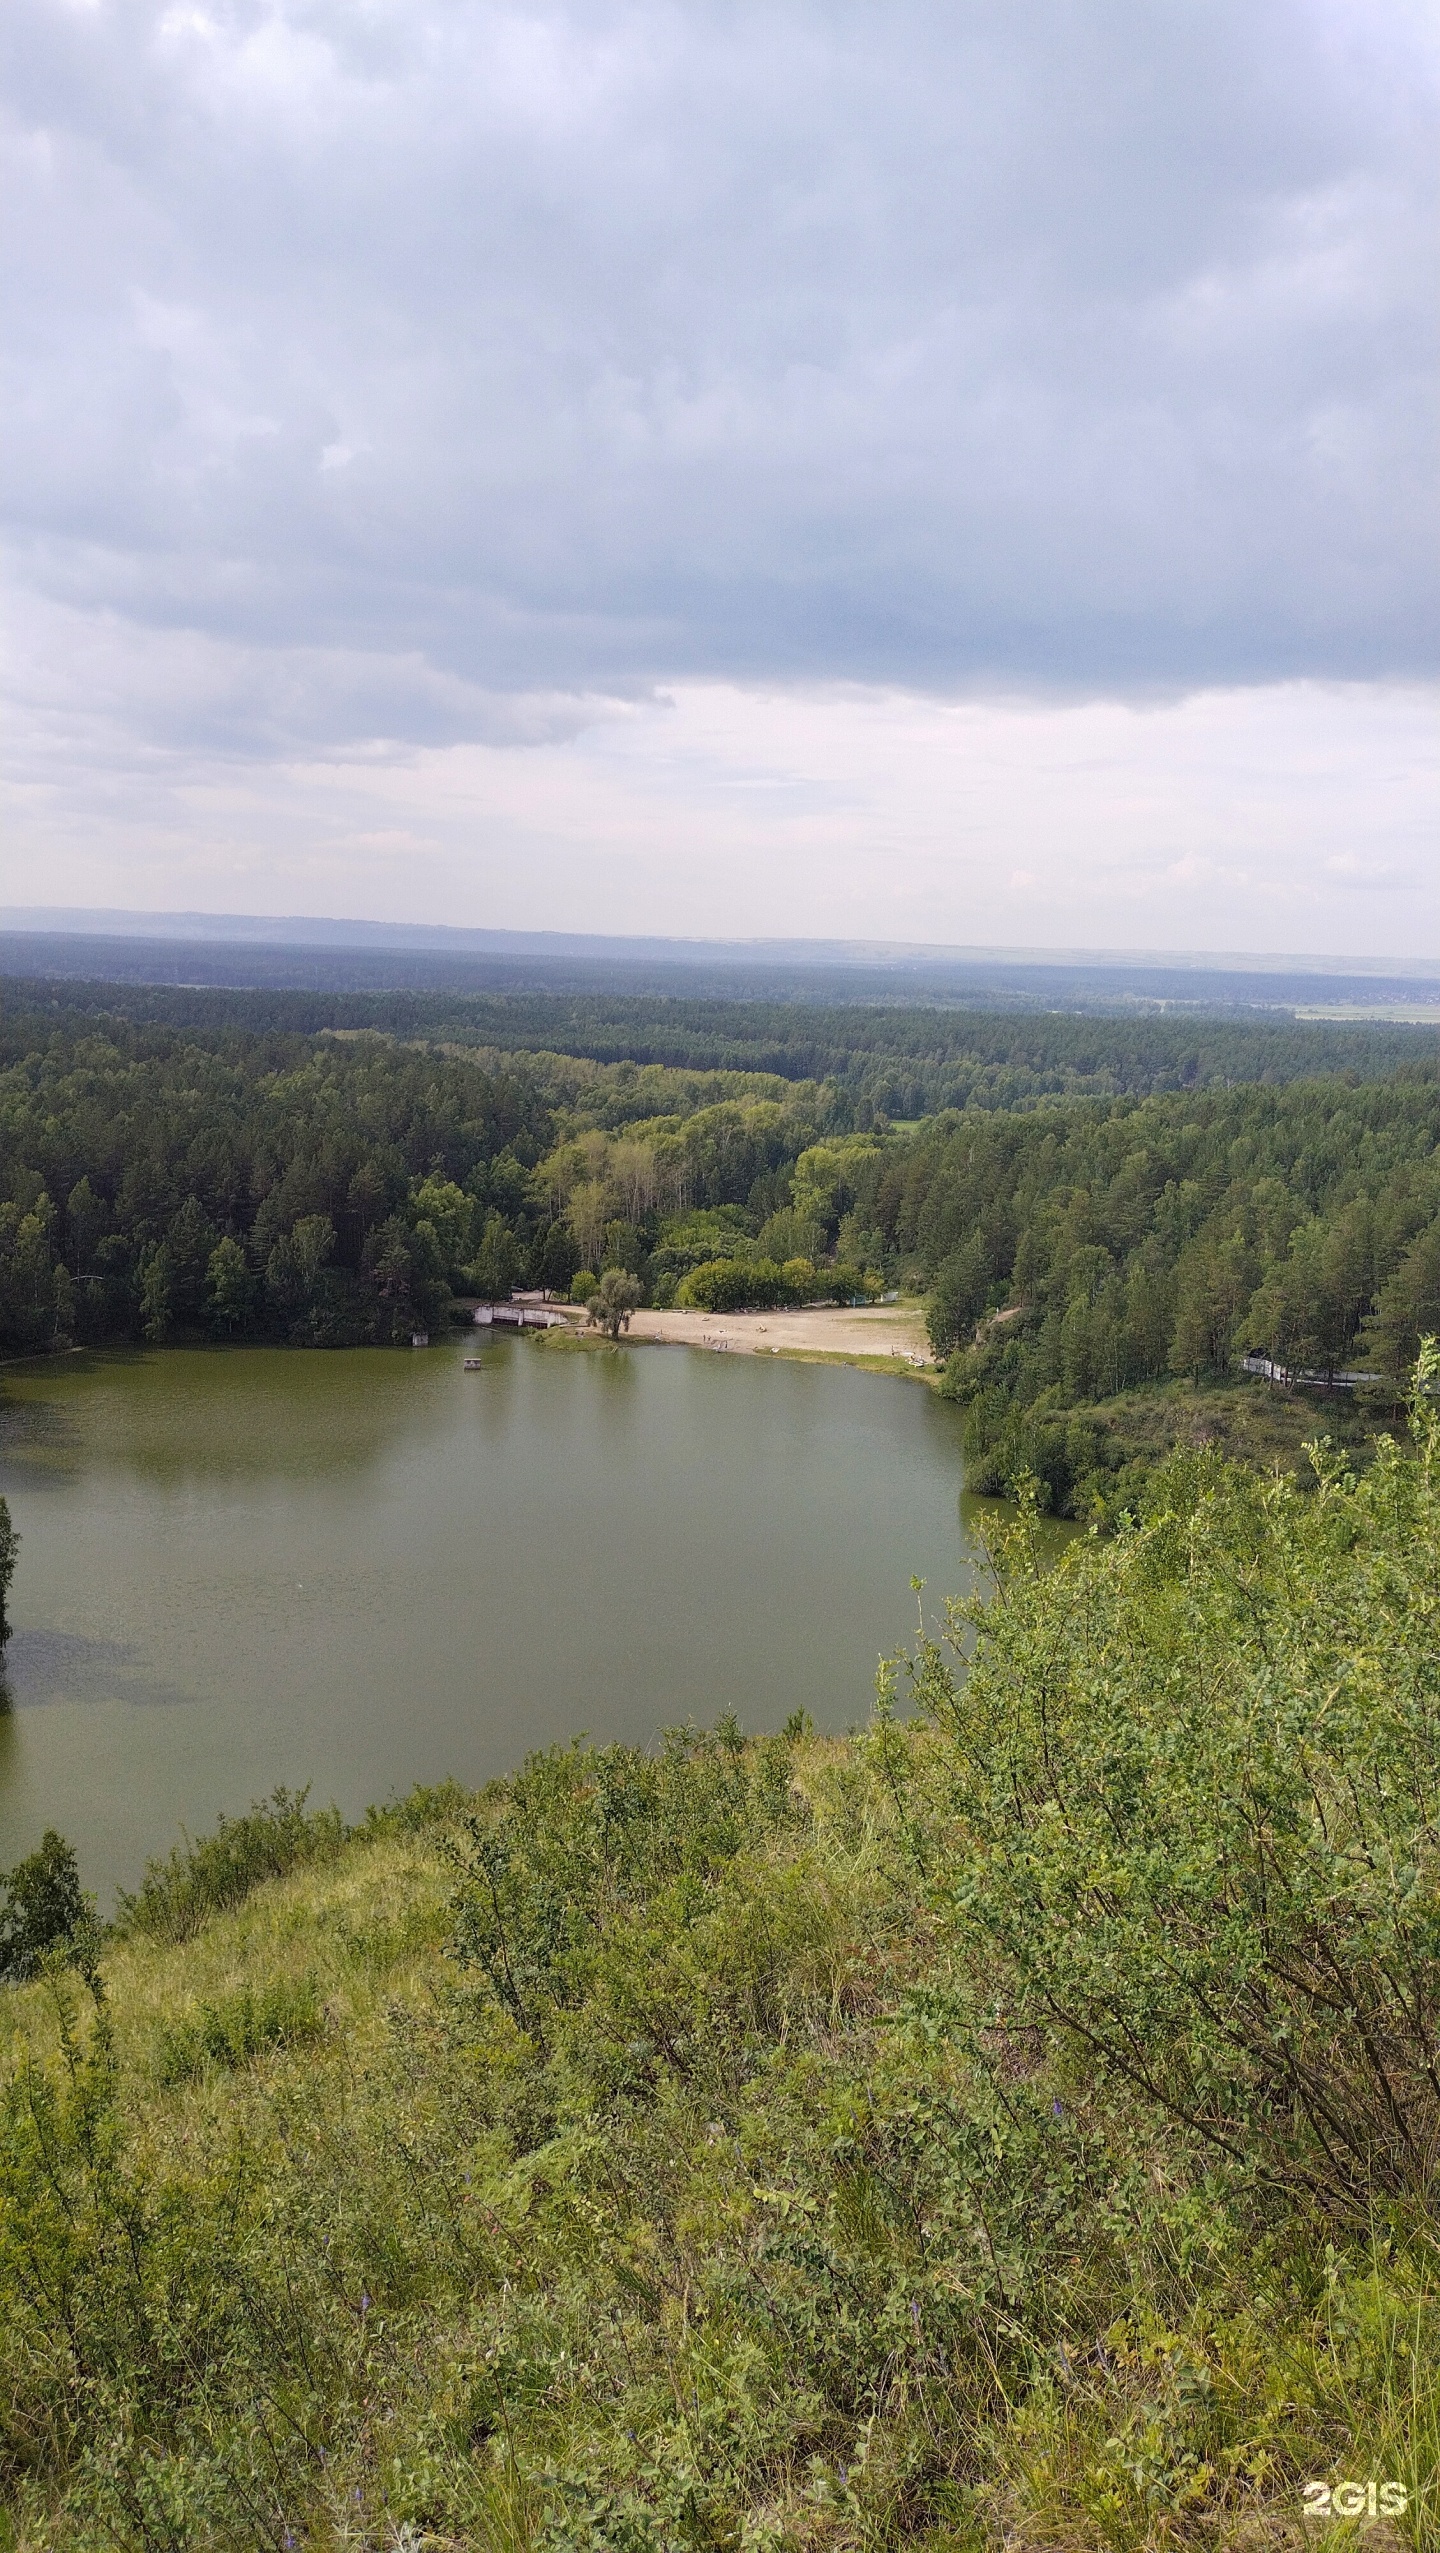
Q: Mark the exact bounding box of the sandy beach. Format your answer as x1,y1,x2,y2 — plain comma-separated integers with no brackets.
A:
620,1300,934,1366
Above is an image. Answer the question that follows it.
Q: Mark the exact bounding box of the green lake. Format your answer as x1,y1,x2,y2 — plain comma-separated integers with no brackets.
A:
0,1336,986,1901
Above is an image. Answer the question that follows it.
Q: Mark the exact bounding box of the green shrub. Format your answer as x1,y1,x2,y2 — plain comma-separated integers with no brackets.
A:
676,1255,761,1310
824,1260,882,1304
116,1786,346,1942
676,1256,795,1311
953,1380,1128,1514
155,1975,325,2085
903,1359,1440,2219
678,1255,878,1312
359,1777,473,1838
449,1715,803,2044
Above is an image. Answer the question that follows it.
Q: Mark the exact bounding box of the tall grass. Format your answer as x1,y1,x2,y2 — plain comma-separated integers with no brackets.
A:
115,1786,347,1942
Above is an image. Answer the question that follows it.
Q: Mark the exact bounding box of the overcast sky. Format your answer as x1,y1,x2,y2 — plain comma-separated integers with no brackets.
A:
3,0,1437,953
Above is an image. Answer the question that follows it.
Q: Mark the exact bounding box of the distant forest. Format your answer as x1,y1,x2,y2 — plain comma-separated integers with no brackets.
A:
6,971,1433,1117
5,979,1440,1516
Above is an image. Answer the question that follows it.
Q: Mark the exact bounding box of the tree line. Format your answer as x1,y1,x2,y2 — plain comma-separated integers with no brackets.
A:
841,1075,1440,1510
0,995,854,1354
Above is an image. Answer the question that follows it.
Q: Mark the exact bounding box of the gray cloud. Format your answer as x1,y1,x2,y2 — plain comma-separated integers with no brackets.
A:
2,589,633,764
1,0,1436,763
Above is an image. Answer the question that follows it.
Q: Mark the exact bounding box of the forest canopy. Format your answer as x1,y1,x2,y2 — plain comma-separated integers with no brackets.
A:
0,994,839,1352
858,1079,1440,1509
7,970,1436,1119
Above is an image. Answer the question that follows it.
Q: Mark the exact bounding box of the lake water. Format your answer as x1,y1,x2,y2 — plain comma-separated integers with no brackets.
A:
0,1336,985,1902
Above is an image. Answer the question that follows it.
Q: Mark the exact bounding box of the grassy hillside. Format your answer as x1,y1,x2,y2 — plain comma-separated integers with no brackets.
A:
3,1388,1440,2549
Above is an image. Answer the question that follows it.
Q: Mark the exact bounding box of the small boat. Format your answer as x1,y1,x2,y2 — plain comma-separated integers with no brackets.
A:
463,1357,484,1372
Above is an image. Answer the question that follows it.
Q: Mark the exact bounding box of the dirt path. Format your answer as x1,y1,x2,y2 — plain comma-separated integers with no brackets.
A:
621,1301,934,1368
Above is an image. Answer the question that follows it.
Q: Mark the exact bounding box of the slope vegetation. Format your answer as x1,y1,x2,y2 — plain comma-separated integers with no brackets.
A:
3,1381,1440,2548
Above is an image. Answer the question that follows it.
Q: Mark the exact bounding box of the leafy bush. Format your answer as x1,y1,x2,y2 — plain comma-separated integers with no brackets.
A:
678,1255,876,1311
116,1786,346,1942
954,1380,1132,1514
155,1974,325,2085
449,1716,802,2046
824,1260,882,1303
359,1777,473,1838
676,1255,797,1310
903,1358,1440,2218
677,1255,769,1309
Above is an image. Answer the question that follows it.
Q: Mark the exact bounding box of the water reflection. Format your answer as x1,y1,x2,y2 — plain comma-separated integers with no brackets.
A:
0,1627,193,1711
2,1346,459,1491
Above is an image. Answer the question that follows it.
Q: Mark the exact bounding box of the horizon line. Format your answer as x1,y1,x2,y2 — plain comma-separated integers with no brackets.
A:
3,907,1438,982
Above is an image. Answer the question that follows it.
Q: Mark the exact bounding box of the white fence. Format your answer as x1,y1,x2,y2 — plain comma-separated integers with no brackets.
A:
1241,1350,1381,1391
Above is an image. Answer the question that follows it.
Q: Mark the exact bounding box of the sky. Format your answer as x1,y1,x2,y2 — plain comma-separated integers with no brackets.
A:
3,0,1437,954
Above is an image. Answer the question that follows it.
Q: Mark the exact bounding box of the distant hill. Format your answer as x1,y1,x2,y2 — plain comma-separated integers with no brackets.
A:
4,908,1440,1014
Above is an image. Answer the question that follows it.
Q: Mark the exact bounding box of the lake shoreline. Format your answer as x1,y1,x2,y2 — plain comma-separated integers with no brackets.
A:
535,1297,937,1376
